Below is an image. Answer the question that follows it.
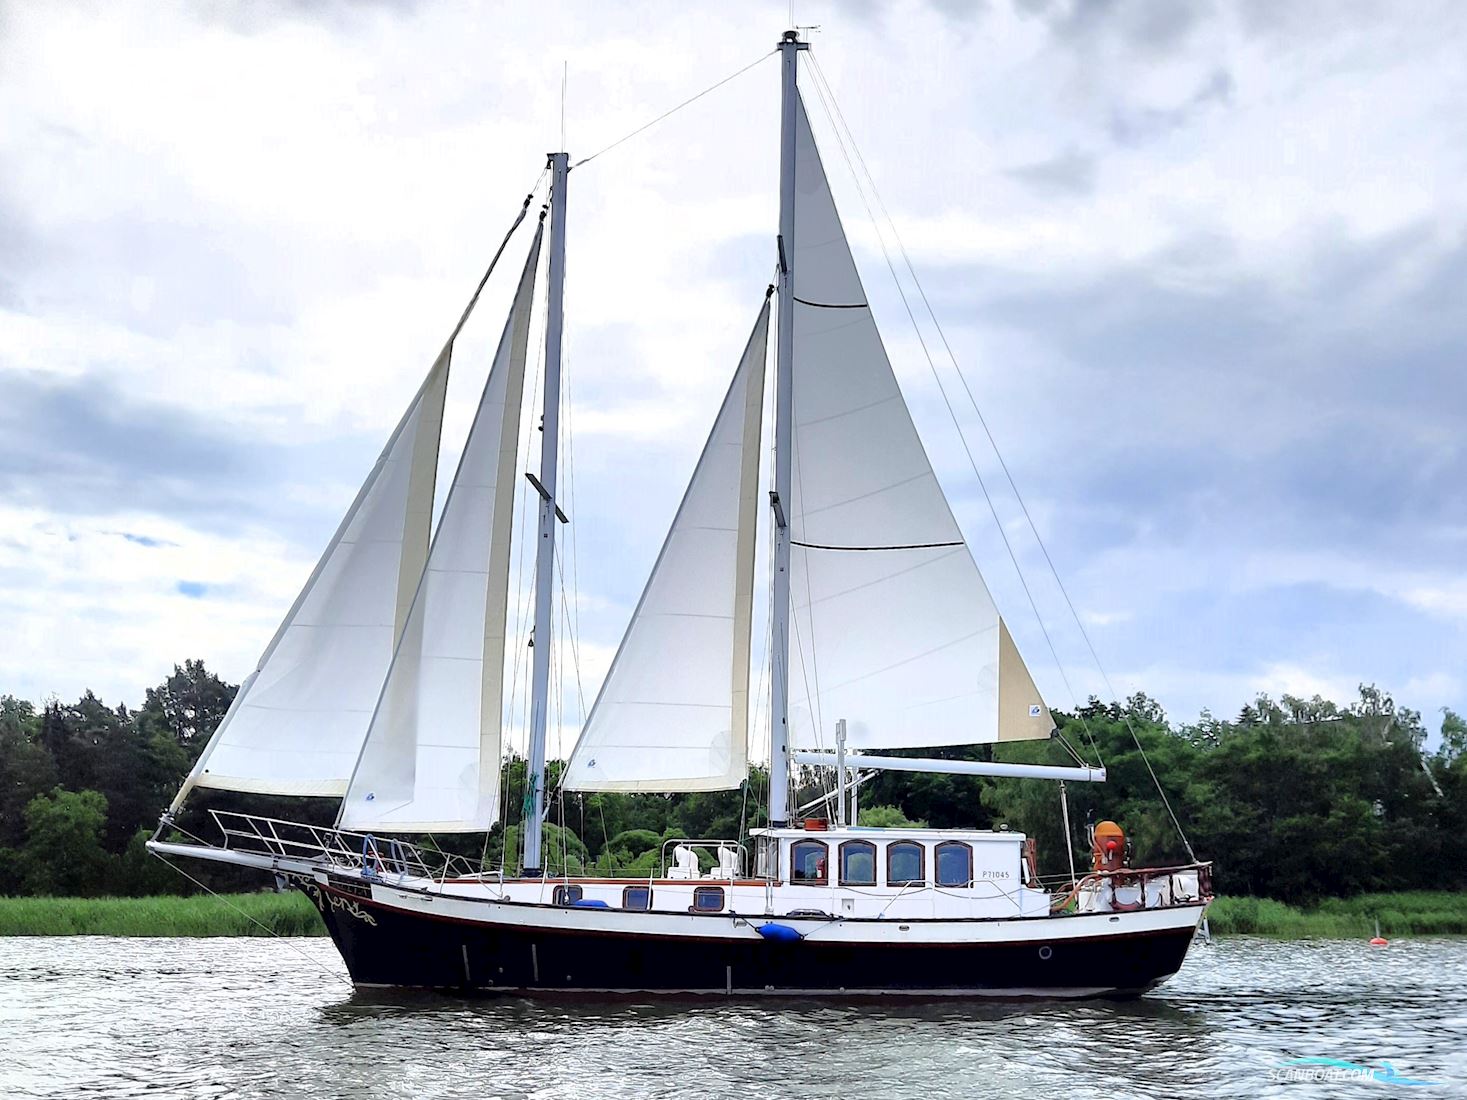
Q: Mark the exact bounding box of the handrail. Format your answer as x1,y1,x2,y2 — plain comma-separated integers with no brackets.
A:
204,810,479,881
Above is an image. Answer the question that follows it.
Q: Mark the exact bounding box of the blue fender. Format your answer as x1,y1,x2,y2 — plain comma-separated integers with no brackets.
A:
756,922,804,943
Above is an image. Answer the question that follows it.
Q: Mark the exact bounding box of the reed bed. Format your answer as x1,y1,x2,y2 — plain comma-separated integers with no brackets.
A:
0,892,325,937
1207,892,1467,937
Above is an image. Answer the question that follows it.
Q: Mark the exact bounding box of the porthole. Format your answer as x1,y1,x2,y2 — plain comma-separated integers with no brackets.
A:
1038,945,1053,961
691,886,725,913
622,885,652,911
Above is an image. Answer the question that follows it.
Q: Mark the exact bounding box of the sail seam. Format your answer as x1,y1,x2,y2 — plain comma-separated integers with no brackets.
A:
792,539,963,551
793,295,867,309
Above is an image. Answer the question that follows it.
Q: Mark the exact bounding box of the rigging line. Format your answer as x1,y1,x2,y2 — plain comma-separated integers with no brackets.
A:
501,249,552,865
800,62,1099,769
563,337,584,680
807,63,1200,861
572,51,776,168
151,854,352,987
448,165,549,346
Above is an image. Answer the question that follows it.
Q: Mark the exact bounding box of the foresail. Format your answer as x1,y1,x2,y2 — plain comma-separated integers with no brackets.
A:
563,301,770,792
338,225,544,832
172,345,450,806
786,95,1052,752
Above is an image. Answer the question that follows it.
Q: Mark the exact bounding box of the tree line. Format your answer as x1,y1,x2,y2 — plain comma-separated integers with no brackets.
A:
2,660,1464,902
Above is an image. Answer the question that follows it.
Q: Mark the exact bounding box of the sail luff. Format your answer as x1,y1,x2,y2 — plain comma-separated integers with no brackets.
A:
562,300,770,792
337,222,544,833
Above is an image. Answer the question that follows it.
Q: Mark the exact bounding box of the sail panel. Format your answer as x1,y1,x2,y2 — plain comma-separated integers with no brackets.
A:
787,94,1051,752
173,345,450,803
563,302,770,792
338,226,543,832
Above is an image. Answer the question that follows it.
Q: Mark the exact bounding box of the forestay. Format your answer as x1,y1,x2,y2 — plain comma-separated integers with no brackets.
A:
171,339,449,805
562,302,770,791
339,225,543,832
786,95,1051,752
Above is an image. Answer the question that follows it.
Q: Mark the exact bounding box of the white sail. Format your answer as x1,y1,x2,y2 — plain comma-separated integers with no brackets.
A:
172,345,449,805
562,301,770,792
339,225,543,832
786,95,1052,753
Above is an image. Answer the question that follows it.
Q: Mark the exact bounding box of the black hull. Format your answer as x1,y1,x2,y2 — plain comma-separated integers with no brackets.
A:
304,884,1200,999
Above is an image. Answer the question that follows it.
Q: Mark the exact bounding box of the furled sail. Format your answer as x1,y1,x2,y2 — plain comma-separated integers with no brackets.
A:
171,343,449,806
562,301,770,791
338,225,544,832
786,95,1052,752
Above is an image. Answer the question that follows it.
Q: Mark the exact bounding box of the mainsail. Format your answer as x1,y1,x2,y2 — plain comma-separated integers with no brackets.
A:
562,301,770,791
785,95,1052,752
338,224,544,832
172,342,449,805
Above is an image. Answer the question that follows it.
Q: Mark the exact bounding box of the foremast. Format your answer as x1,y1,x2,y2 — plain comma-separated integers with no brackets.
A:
769,30,808,828
523,151,570,875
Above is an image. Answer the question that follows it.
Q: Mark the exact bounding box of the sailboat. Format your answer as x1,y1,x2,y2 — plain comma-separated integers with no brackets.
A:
149,30,1212,997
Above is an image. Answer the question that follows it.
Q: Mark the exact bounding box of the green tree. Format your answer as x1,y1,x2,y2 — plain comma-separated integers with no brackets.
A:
20,788,114,897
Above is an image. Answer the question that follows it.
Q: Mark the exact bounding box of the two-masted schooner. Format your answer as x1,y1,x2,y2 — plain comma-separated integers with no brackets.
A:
149,30,1212,997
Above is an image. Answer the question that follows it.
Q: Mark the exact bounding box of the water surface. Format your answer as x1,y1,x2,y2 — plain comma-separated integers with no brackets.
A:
2,935,1463,1098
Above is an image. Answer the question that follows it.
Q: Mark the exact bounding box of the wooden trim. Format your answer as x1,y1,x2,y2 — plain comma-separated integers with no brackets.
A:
885,840,925,886
469,885,768,891
789,838,830,886
934,840,974,887
838,839,877,886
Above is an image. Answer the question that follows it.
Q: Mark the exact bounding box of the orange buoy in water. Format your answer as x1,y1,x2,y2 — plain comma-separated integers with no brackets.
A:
1369,919,1388,946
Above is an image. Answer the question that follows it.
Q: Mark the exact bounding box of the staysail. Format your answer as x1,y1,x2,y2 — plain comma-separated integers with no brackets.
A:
562,301,770,791
171,344,449,806
338,224,544,832
786,95,1052,752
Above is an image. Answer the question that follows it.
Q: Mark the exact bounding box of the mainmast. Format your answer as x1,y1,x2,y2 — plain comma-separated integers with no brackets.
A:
769,30,807,828
523,150,570,875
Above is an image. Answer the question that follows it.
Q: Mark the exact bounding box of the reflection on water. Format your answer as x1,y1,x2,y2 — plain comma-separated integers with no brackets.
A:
2,935,1464,1098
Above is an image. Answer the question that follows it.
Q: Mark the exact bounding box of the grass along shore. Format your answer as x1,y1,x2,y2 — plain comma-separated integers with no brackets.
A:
0,890,1462,938
0,892,324,937
1206,892,1467,937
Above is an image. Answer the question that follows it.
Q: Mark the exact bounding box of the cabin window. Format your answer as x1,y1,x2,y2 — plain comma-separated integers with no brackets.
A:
552,884,583,906
790,839,829,885
887,841,925,886
622,885,652,911
839,840,877,885
691,886,725,912
935,841,973,887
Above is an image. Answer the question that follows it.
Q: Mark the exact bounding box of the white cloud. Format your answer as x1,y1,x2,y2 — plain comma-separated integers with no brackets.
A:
1,0,1463,747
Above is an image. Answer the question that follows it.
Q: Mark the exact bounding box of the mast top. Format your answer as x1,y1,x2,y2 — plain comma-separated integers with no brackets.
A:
780,29,809,48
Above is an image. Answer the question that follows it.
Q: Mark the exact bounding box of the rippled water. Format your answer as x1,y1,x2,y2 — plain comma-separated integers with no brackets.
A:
2,934,1464,1098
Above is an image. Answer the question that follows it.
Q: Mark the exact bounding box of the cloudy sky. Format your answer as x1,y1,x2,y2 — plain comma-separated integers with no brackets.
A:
2,0,1463,749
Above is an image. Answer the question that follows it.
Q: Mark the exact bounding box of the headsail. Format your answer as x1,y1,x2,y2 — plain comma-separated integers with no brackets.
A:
172,343,449,805
562,301,770,792
786,95,1052,752
338,224,544,832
